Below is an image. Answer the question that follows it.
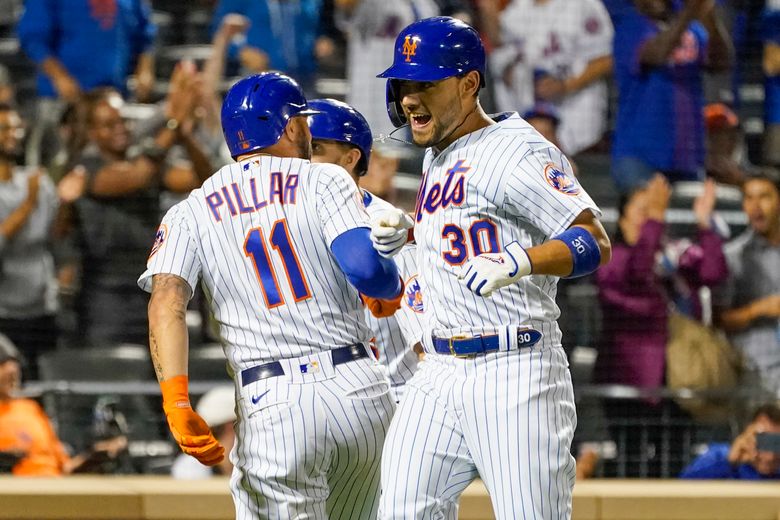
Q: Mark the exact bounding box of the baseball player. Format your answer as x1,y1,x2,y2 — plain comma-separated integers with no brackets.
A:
372,17,612,519
138,72,405,519
308,98,424,401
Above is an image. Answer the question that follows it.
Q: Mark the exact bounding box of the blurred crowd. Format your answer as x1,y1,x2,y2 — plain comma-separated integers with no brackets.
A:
0,0,778,480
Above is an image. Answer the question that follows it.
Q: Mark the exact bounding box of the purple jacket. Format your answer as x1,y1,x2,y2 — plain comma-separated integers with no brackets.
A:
596,220,728,389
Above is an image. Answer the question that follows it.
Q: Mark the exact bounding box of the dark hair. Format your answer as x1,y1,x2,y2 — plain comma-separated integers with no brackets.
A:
744,167,780,195
752,403,780,425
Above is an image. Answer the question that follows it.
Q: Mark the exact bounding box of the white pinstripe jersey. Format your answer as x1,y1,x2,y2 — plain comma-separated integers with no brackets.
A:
414,112,600,351
138,156,376,372
362,192,424,390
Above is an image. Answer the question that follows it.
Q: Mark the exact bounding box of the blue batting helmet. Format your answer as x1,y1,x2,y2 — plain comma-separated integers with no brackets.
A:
221,72,319,159
307,99,373,176
377,17,486,127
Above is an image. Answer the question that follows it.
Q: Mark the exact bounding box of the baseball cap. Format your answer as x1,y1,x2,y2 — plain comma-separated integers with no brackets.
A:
196,386,236,427
0,334,22,364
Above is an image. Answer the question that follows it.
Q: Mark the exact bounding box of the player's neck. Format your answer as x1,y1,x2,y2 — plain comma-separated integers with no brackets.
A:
433,104,494,154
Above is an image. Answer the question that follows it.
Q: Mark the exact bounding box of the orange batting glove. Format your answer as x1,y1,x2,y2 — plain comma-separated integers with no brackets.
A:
361,278,405,318
160,375,225,466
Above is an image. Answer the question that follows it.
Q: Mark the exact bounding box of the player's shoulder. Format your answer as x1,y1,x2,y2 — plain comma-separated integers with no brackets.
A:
487,112,552,161
309,162,357,189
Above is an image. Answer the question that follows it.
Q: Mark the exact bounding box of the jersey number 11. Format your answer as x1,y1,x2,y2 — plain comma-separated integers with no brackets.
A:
243,219,312,309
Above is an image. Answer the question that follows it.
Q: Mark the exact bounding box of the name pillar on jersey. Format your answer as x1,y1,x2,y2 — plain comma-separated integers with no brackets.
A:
415,160,469,222
206,172,300,222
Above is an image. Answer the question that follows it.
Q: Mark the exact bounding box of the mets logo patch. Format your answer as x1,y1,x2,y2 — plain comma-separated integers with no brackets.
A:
544,163,580,196
148,224,168,259
402,35,419,62
404,275,424,313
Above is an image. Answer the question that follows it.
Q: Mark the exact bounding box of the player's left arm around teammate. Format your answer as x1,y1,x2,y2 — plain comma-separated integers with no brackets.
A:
459,210,611,297
148,273,225,466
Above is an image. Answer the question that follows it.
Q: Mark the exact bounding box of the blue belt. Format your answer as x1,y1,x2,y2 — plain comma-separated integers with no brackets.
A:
241,343,368,386
432,329,542,357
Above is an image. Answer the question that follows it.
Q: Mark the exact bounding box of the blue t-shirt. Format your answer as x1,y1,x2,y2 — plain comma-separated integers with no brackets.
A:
211,0,321,84
680,443,780,480
763,9,780,125
611,8,708,176
17,0,156,98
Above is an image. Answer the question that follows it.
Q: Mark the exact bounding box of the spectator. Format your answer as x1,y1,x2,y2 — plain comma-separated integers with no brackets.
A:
0,65,15,107
704,102,752,186
763,0,780,167
596,174,728,476
171,386,236,479
72,67,211,348
0,334,127,475
522,102,564,152
489,0,613,155
17,0,156,167
611,0,733,193
680,403,780,479
716,168,780,394
210,0,327,94
0,104,86,379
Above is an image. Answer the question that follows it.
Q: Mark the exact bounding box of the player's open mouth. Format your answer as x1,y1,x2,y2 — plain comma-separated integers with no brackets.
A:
410,113,432,129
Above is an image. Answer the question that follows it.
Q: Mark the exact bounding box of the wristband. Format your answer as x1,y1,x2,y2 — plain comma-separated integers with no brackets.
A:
160,374,190,410
554,227,601,278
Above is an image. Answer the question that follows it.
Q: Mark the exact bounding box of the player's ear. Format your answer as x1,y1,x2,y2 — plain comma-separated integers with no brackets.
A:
344,148,361,171
459,71,480,99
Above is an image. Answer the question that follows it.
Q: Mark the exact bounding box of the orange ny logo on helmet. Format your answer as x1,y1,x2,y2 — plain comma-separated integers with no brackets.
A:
402,35,418,62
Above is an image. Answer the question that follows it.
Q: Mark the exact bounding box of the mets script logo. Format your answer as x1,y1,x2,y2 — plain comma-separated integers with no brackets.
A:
404,275,424,313
148,224,167,260
402,35,419,62
544,163,580,196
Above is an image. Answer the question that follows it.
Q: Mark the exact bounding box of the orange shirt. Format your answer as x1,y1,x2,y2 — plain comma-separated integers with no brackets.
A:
0,398,69,476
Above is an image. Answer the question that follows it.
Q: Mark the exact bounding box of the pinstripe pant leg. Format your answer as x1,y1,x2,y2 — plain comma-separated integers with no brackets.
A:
319,359,397,520
378,375,479,519
230,378,330,519
460,348,577,520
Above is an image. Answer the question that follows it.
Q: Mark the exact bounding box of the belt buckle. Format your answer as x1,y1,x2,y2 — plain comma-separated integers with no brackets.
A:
448,334,473,358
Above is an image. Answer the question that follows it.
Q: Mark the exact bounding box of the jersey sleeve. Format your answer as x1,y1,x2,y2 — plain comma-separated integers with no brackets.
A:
502,146,601,238
578,0,614,62
315,164,370,245
137,203,202,297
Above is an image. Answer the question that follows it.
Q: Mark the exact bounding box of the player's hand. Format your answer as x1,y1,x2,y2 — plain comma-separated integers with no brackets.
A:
370,208,414,258
361,279,405,318
458,241,532,297
160,376,225,466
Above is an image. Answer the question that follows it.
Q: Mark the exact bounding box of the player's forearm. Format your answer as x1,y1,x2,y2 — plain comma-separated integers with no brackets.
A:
566,56,613,93
148,274,191,382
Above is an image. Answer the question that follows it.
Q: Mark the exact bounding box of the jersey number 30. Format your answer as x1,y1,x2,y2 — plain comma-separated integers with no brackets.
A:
243,219,312,309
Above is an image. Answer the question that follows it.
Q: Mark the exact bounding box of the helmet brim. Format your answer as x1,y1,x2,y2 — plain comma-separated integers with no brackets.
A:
377,63,467,82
